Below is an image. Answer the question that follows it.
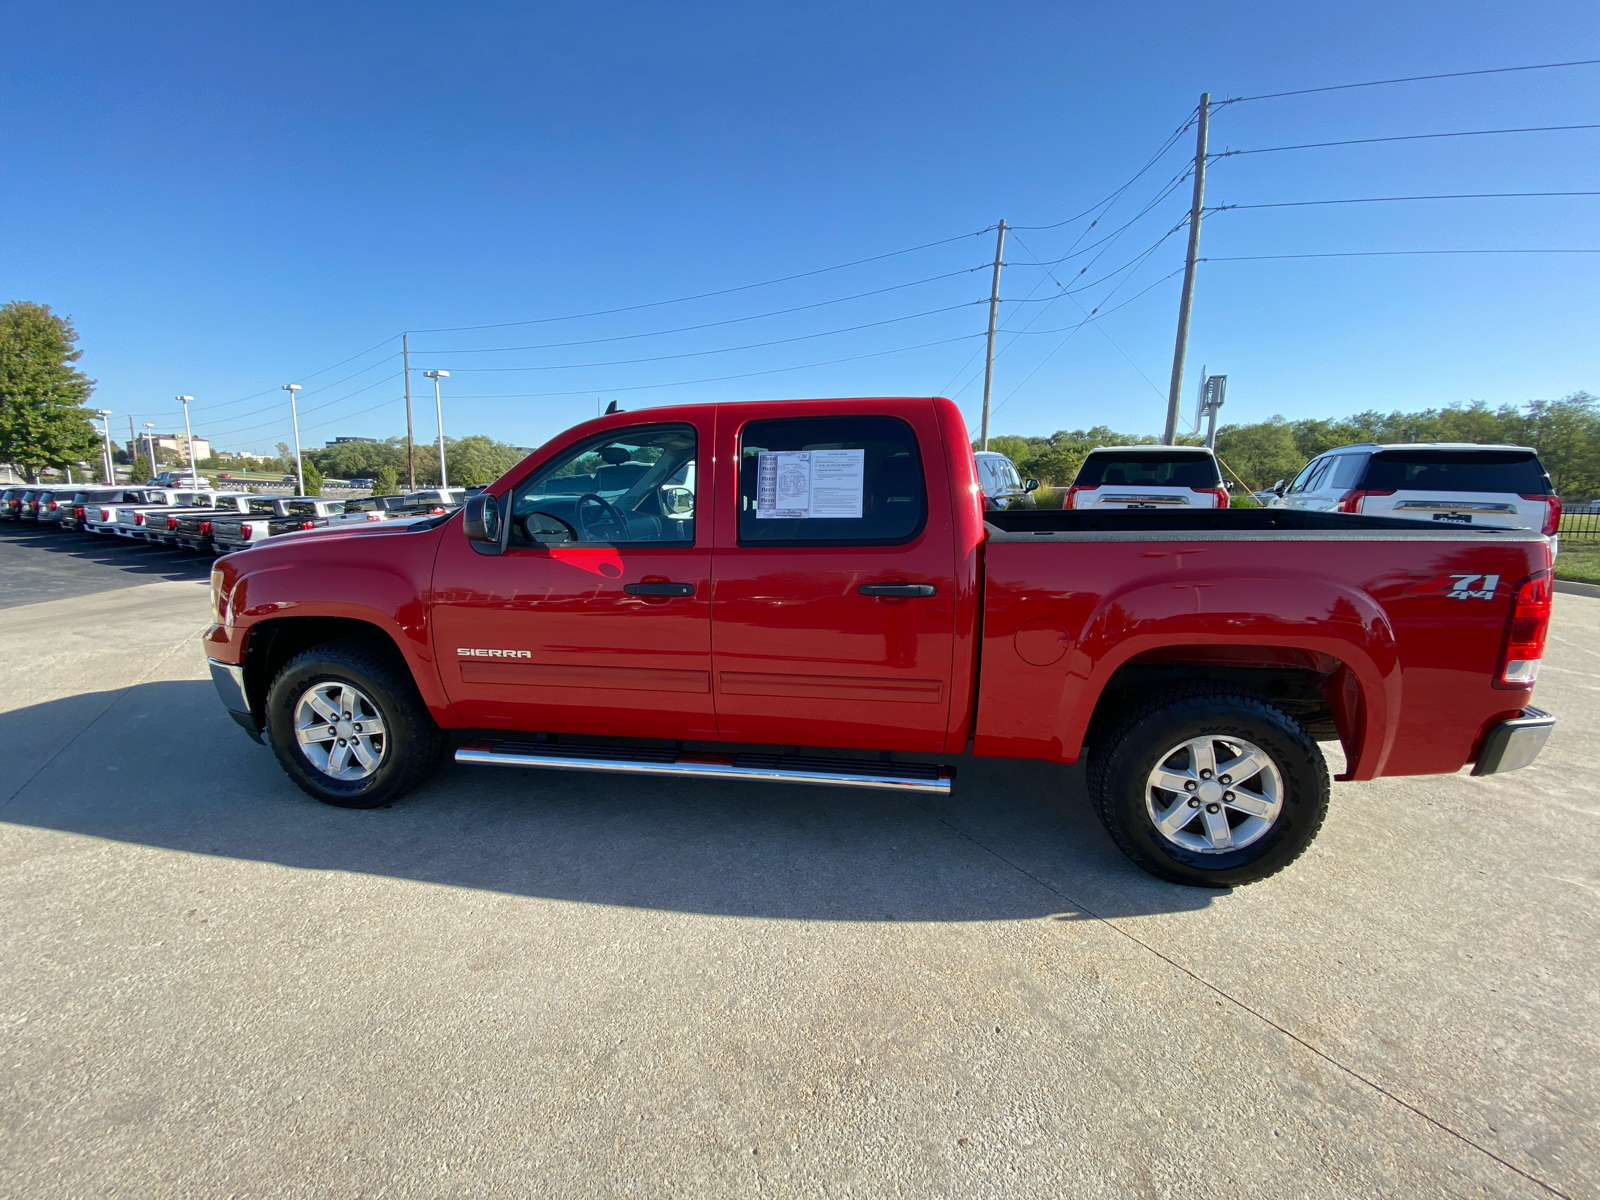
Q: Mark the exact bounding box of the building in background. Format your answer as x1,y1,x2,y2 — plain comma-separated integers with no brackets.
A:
325,436,379,447
125,432,212,462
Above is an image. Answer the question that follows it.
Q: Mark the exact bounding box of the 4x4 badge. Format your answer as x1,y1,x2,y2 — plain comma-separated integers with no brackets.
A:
1448,573,1500,600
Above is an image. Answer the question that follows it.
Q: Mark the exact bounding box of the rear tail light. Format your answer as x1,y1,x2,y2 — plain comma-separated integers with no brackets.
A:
1191,486,1229,508
167,516,179,530
1337,489,1395,514
366,512,384,521
1497,571,1553,687
134,512,145,525
200,521,211,535
75,507,84,520
1520,493,1561,538
48,501,58,511
100,508,112,521
430,506,445,515
301,520,316,530
1064,486,1087,510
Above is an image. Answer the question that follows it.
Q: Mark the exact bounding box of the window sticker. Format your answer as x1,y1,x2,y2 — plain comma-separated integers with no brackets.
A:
756,449,865,519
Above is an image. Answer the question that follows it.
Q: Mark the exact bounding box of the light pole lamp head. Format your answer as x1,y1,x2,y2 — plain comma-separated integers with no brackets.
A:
424,370,449,380
176,395,193,404
283,384,301,394
96,409,112,419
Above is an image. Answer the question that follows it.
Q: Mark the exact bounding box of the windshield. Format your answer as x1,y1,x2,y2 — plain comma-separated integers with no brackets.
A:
1360,451,1550,494
1074,451,1221,488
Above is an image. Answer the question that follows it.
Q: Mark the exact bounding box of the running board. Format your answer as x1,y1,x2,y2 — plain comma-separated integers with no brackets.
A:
455,740,953,795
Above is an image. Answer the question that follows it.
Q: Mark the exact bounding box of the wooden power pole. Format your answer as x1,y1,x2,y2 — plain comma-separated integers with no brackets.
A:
1163,94,1210,445
978,219,1007,451
402,333,416,491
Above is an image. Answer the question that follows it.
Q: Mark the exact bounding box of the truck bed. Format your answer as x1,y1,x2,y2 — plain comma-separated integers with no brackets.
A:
975,510,1548,780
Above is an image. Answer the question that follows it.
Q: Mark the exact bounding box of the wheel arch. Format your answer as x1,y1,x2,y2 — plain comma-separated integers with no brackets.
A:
242,616,428,729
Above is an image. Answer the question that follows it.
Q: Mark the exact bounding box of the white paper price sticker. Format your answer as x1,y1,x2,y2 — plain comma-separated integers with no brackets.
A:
756,449,865,519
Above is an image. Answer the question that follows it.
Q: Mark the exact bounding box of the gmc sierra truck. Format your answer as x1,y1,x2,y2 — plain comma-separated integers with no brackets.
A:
204,397,1556,886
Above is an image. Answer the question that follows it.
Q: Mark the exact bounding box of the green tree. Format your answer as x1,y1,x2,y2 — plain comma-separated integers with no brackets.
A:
1214,418,1305,492
445,435,525,486
373,466,398,495
131,453,154,482
301,457,323,497
1521,392,1600,498
0,302,99,481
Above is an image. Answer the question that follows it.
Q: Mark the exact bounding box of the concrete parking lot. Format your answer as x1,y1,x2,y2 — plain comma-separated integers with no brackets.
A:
1,527,1595,1199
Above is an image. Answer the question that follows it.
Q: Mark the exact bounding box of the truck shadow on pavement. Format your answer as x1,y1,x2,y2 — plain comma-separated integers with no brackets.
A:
0,679,1221,922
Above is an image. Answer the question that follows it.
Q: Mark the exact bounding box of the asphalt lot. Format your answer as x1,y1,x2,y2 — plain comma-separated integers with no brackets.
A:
1,525,1596,1198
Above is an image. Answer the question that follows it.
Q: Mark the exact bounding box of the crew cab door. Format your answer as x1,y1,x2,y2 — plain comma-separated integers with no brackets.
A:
708,403,956,753
430,418,717,741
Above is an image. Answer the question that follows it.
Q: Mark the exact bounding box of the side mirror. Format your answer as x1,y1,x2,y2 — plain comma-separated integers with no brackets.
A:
462,493,501,546
1272,480,1286,496
1023,478,1039,492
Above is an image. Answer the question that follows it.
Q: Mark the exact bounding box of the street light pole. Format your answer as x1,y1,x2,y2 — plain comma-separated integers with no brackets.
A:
95,409,114,483
143,424,157,481
424,370,450,487
283,385,304,495
177,396,198,482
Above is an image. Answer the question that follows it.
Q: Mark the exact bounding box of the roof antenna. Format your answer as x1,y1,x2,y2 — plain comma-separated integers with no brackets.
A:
604,400,623,415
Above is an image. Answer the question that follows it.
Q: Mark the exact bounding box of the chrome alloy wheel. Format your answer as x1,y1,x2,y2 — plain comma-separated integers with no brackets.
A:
1145,734,1284,854
294,682,387,781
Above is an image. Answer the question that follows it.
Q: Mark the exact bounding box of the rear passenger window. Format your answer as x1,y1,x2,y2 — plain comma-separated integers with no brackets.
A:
738,416,926,545
1328,455,1366,490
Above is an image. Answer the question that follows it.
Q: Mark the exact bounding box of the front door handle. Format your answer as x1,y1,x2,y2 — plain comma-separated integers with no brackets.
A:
624,581,695,597
858,582,936,598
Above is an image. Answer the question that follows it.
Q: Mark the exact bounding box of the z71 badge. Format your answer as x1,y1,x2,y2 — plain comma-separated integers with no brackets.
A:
1447,573,1500,601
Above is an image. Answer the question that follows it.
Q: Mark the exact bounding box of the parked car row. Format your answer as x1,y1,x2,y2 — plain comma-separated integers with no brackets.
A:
0,483,474,555
1051,441,1559,535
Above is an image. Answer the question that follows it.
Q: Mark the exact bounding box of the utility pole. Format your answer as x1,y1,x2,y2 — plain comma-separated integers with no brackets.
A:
128,416,137,469
283,385,305,495
178,396,199,482
424,370,450,487
1163,94,1210,446
95,410,114,482
402,333,416,491
978,220,1007,451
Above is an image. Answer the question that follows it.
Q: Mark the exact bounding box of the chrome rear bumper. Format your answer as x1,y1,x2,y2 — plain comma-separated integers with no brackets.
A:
1472,706,1555,776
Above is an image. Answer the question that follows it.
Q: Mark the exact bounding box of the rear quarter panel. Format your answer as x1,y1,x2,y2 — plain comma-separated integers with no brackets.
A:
974,530,1548,779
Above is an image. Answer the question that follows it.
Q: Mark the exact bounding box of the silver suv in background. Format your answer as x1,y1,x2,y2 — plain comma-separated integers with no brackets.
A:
973,451,1038,510
1065,446,1228,510
1269,443,1559,536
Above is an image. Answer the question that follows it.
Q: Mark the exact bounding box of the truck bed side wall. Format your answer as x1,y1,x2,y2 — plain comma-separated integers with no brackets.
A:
973,533,1545,779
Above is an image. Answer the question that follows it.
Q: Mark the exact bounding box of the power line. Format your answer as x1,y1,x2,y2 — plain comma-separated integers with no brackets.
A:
1009,112,1199,232
1202,249,1600,261
1219,58,1600,105
408,267,985,356
1209,191,1600,212
432,303,982,373
406,228,995,334
1217,124,1600,158
449,334,987,401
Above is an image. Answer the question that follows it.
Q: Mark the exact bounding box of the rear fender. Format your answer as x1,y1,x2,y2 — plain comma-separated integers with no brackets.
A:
1062,572,1399,779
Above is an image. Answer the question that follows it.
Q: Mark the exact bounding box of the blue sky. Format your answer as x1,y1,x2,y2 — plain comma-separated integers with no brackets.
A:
2,1,1597,454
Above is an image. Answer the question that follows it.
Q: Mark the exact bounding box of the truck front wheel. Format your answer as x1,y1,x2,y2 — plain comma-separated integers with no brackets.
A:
264,639,447,809
1088,688,1329,887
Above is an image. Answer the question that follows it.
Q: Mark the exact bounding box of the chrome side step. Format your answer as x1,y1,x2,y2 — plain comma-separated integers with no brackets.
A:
455,740,953,794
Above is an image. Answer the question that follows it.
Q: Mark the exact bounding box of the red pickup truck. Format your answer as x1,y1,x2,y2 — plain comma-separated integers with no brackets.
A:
205,397,1556,886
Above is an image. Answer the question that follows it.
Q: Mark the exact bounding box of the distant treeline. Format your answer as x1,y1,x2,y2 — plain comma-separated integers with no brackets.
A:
986,392,1600,500
163,435,532,492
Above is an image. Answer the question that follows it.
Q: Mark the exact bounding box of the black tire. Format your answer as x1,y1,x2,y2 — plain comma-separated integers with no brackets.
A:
1087,687,1329,888
264,638,447,809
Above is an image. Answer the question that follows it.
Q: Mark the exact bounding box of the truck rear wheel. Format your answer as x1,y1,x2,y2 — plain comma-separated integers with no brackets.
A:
264,639,447,809
1088,688,1329,887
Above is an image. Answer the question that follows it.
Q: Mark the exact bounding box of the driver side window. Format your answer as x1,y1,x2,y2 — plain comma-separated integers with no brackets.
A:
511,424,696,545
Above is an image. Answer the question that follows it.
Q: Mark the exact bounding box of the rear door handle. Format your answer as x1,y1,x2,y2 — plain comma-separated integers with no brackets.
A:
624,581,695,597
858,582,936,598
